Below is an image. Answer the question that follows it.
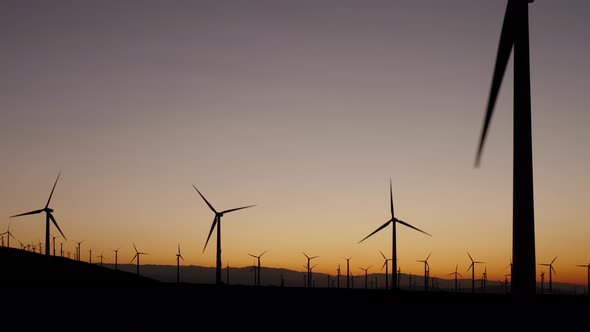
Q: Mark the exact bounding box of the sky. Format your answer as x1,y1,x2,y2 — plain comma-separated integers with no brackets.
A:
1,0,589,286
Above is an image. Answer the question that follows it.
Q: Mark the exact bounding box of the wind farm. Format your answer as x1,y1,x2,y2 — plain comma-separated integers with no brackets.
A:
1,0,589,319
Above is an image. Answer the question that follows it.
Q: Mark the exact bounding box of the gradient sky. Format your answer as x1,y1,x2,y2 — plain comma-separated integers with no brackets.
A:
1,0,589,286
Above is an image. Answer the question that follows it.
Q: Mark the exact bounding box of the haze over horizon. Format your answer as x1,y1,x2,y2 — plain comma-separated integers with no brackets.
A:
1,1,589,285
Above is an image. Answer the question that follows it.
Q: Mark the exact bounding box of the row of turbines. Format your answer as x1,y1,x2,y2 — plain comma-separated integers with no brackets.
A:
4,1,589,298
5,167,590,294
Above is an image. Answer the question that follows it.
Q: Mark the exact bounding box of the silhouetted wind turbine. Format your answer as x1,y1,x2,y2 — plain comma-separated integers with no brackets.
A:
576,262,590,296
1,224,15,248
417,252,432,292
467,252,484,294
380,251,392,290
193,185,255,285
75,240,84,261
475,0,537,297
51,235,58,256
359,265,372,289
176,243,184,284
540,271,545,294
539,256,557,293
344,257,352,289
113,248,120,271
303,252,319,288
9,172,67,258
130,243,148,276
248,250,267,286
97,252,104,265
358,180,431,291
448,264,463,293
336,264,341,288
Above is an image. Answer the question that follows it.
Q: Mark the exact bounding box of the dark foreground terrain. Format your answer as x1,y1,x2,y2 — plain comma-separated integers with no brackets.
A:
1,246,586,327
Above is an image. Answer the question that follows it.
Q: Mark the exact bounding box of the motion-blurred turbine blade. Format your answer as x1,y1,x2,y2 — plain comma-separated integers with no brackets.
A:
475,1,515,167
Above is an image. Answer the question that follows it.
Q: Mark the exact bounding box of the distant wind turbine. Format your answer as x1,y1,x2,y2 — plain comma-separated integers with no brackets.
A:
447,264,463,293
336,264,341,289
358,180,431,291
576,262,590,296
474,0,538,297
343,257,352,289
75,240,84,261
176,243,184,284
97,252,104,265
467,252,484,294
380,251,392,290
359,265,373,289
1,224,16,248
130,243,148,276
9,172,67,258
113,248,120,271
193,185,255,285
417,252,432,292
539,256,557,293
303,252,319,289
51,235,58,256
248,250,268,286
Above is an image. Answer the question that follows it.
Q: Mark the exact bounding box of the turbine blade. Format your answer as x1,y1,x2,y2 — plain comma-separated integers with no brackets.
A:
358,220,392,244
380,250,387,260
192,185,217,213
260,249,268,257
202,216,218,253
10,209,45,218
425,252,432,261
551,256,557,264
551,266,557,276
381,261,387,271
180,255,184,261
467,252,474,262
457,273,463,278
248,254,257,258
475,1,515,167
221,205,256,214
467,263,473,272
389,179,394,220
303,252,309,259
310,256,319,260
395,219,431,236
45,171,61,208
48,213,66,240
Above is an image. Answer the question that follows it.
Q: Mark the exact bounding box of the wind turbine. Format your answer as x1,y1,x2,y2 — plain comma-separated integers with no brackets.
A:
9,172,67,258
75,240,84,261
0,224,16,248
303,252,319,289
51,235,58,256
475,0,537,297
539,256,557,293
417,252,432,292
481,266,488,293
380,250,392,290
248,250,267,286
130,243,148,276
540,271,545,294
447,264,463,293
97,252,104,265
359,265,373,289
176,244,184,284
576,262,590,296
193,185,255,285
358,180,431,291
336,264,341,288
467,252,484,294
113,248,120,271
343,257,352,289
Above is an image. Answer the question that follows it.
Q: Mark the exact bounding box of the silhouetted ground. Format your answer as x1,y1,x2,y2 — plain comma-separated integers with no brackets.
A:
1,246,586,327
